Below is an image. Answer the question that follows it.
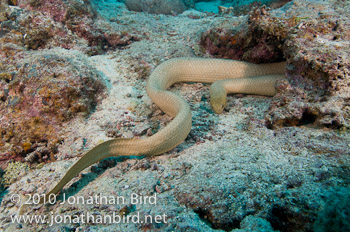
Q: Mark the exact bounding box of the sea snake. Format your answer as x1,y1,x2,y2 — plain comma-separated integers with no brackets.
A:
40,57,285,203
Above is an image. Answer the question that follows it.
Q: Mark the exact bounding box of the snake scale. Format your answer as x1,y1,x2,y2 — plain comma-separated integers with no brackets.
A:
40,57,285,202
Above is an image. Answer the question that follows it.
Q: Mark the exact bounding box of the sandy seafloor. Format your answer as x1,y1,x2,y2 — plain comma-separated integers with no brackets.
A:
1,0,350,231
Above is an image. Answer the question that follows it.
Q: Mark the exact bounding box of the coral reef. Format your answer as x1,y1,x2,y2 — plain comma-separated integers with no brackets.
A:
200,3,350,128
0,49,106,168
0,1,349,231
200,6,289,63
0,0,145,167
124,0,189,15
15,0,140,54
0,7,82,50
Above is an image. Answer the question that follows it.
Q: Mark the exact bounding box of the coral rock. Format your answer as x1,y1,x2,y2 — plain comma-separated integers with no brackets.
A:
200,4,350,128
0,50,106,168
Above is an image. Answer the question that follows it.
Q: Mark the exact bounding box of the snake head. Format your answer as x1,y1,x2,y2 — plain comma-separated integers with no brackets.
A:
209,81,227,114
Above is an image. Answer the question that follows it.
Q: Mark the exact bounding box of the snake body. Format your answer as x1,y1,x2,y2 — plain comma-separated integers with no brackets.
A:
42,58,285,201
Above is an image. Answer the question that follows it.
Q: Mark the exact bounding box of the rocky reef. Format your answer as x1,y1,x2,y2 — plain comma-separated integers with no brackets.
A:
0,48,106,168
0,2,101,169
0,1,349,232
11,0,140,54
200,2,350,129
0,0,147,169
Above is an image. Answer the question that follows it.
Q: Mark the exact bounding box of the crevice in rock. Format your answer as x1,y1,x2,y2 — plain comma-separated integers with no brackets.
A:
298,108,317,126
193,207,240,231
267,205,313,232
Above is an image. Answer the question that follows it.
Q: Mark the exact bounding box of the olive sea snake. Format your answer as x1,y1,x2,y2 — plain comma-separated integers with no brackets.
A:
39,57,285,203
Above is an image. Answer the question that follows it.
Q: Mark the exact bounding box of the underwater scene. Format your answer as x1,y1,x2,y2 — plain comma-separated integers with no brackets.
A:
0,0,349,231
